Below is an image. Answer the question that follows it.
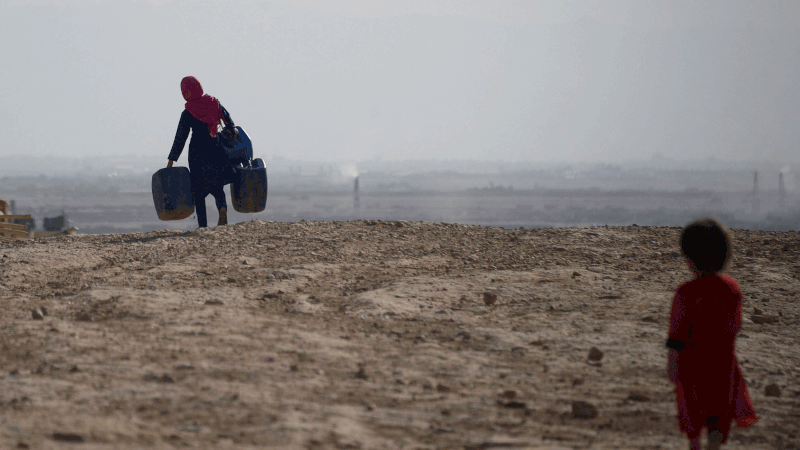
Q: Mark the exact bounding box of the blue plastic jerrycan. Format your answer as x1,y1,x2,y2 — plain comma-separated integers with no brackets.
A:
152,167,194,220
218,126,253,161
232,158,267,213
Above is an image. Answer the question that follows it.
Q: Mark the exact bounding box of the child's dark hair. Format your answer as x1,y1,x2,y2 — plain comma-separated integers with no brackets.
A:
680,218,732,273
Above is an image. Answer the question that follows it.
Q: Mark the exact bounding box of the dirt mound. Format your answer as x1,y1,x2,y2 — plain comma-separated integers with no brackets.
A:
1,220,797,448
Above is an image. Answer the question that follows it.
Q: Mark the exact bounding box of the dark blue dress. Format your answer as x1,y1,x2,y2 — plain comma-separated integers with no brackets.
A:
168,104,235,227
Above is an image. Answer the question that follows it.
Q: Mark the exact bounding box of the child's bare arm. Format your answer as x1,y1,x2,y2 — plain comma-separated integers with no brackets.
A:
667,349,679,383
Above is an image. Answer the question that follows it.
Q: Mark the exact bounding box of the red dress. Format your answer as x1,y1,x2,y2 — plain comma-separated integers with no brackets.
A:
668,274,757,441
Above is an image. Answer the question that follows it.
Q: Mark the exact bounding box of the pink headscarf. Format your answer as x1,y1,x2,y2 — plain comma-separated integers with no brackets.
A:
180,76,222,137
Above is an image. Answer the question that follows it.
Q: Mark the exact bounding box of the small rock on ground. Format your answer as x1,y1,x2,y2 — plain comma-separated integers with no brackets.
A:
571,401,598,419
751,315,779,324
52,433,84,442
765,384,781,397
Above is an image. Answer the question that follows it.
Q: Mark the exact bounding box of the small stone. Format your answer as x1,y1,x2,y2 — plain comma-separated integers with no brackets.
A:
571,271,581,278
765,384,781,397
753,307,764,315
75,311,92,322
588,347,604,362
69,365,80,373
670,251,681,258
502,401,527,409
571,400,598,419
204,299,224,305
160,374,174,383
31,308,44,320
627,392,650,402
436,383,450,393
751,315,779,324
355,367,368,380
483,292,497,306
16,442,29,449
502,390,517,399
52,433,84,442
641,316,658,323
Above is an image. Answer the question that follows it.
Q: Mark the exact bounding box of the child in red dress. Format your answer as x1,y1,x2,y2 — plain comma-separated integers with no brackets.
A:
666,218,757,450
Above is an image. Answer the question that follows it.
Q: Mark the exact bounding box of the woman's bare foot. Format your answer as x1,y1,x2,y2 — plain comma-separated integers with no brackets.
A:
217,207,228,226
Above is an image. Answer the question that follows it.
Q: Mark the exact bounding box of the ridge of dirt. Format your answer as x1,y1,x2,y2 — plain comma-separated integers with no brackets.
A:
1,220,798,449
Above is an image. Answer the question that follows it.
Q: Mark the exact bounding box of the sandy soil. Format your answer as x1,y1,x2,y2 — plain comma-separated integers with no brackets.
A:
0,220,798,449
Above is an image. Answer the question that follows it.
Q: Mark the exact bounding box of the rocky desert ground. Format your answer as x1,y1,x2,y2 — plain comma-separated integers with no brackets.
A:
0,220,798,449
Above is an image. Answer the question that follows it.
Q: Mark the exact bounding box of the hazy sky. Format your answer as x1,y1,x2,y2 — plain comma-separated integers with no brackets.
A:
1,0,799,164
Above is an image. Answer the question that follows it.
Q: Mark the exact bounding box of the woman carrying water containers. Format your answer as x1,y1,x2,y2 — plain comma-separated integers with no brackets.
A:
166,76,238,228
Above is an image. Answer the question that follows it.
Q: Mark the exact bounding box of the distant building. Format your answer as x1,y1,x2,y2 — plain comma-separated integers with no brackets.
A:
44,215,67,231
12,217,35,231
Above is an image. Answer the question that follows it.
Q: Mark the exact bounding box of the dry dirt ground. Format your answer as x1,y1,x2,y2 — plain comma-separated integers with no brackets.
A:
1,220,798,450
